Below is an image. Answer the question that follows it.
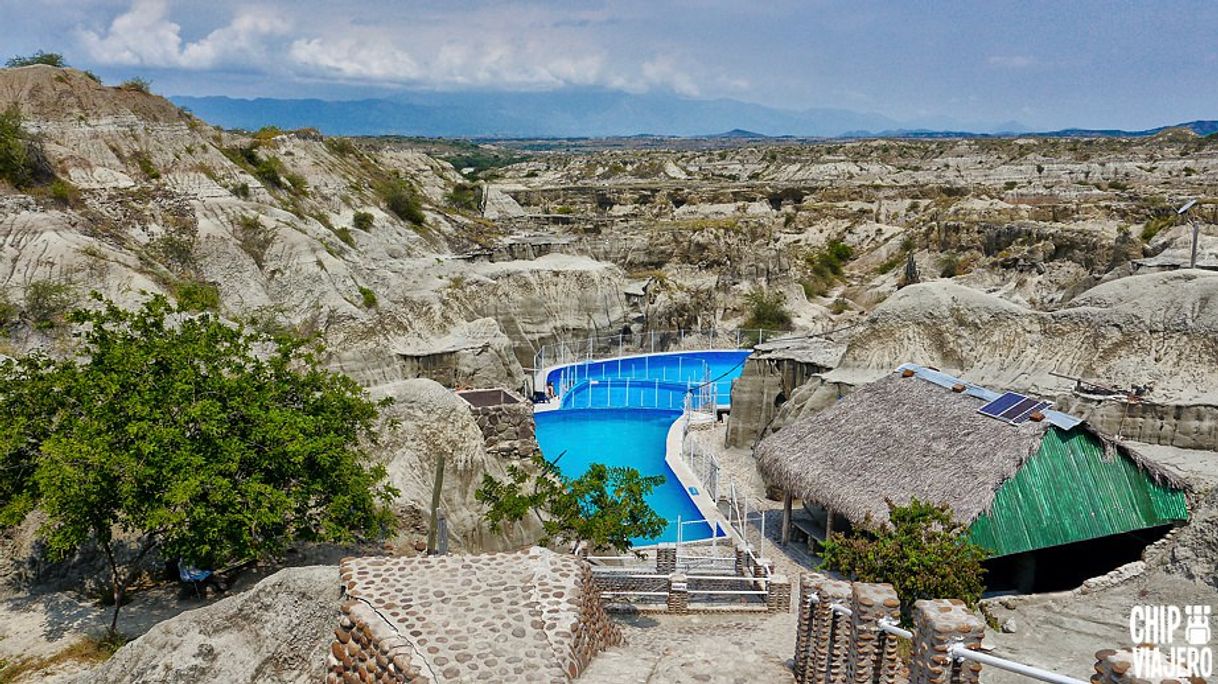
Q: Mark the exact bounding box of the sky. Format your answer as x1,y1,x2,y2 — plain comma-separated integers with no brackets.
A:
3,0,1216,130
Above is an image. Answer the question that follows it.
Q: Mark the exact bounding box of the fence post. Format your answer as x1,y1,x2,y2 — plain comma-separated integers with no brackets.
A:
848,582,901,684
796,574,853,684
667,574,688,614
910,599,985,684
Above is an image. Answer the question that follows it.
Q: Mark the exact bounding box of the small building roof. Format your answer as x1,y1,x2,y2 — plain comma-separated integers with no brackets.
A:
756,365,1186,537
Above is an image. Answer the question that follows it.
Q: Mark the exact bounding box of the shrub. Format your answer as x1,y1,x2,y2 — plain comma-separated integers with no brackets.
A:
324,137,358,156
820,499,988,623
0,106,35,188
378,180,426,225
743,287,793,331
83,70,102,84
352,211,374,231
829,298,849,314
5,51,66,68
48,178,79,205
24,279,75,329
118,77,151,94
939,253,960,278
801,239,854,297
134,153,160,180
1003,181,1018,191
173,280,220,312
234,215,275,268
230,182,250,199
333,227,355,247
358,286,377,308
445,182,480,211
1141,215,1176,242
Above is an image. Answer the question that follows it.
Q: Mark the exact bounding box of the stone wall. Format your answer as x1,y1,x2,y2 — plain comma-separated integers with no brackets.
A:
327,548,621,683
463,391,538,459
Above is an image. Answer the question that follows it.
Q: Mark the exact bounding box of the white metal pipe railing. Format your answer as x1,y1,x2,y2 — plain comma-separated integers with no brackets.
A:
877,617,913,640
947,645,1088,684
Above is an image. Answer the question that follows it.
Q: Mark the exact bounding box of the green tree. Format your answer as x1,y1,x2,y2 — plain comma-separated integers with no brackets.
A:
5,51,66,68
820,499,987,623
0,106,34,188
476,452,666,553
0,294,396,634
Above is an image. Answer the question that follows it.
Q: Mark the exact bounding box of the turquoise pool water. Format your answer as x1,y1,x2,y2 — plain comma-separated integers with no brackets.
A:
536,349,750,545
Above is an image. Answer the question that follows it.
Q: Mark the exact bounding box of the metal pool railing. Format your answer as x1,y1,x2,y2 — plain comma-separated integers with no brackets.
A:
532,327,788,383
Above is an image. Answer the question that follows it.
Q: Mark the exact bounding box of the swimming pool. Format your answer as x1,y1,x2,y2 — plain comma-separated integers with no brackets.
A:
536,349,750,545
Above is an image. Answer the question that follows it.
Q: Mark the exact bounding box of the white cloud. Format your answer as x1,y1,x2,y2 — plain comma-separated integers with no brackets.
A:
75,0,704,96
77,0,289,69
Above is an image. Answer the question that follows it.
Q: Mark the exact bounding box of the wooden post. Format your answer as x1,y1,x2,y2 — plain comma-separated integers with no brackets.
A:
426,454,446,555
824,507,835,543
781,492,793,545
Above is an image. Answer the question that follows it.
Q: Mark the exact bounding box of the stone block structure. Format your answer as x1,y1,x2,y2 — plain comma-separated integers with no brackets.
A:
909,599,984,684
328,548,622,683
456,388,538,459
795,574,854,684
848,582,901,684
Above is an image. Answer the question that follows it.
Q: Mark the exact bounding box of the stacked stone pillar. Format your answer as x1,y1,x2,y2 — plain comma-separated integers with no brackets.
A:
655,546,677,574
909,599,985,684
766,574,791,612
848,582,902,684
795,573,853,684
667,573,689,614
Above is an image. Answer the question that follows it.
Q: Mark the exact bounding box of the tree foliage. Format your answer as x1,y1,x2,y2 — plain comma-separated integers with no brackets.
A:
476,452,666,554
0,294,396,632
819,498,987,623
5,51,66,68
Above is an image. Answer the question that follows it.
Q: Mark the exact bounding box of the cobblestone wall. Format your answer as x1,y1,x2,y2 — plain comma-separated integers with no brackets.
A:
328,548,621,683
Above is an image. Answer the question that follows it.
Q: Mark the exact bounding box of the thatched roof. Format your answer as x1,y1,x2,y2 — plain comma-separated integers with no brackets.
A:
755,369,1185,527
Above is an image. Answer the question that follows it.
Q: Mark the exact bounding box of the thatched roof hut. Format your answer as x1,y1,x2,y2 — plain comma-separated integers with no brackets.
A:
756,364,1188,557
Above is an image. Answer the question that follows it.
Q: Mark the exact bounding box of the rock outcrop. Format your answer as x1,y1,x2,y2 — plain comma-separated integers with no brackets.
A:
76,566,338,684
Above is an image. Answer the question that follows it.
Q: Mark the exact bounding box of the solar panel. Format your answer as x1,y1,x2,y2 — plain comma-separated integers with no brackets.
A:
978,392,1026,418
978,392,1051,425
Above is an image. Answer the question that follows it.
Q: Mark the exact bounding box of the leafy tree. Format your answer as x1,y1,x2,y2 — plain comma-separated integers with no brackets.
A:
0,294,396,633
118,77,151,94
476,452,666,553
5,51,66,68
820,498,987,623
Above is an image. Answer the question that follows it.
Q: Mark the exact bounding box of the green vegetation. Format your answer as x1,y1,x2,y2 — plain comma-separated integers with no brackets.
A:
375,177,426,226
352,211,374,231
1141,215,1176,242
173,280,220,312
5,51,66,68
24,279,75,330
221,145,305,195
118,77,151,94
358,286,377,308
445,182,480,211
820,499,987,623
829,297,849,315
334,226,355,247
324,137,358,156
938,252,960,278
441,144,527,179
229,182,251,199
742,287,793,331
800,239,853,298
48,178,79,205
234,215,275,268
476,452,665,554
134,152,160,180
0,295,396,633
0,107,39,188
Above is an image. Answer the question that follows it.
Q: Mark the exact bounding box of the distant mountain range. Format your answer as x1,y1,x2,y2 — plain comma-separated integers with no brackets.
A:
169,89,1214,140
